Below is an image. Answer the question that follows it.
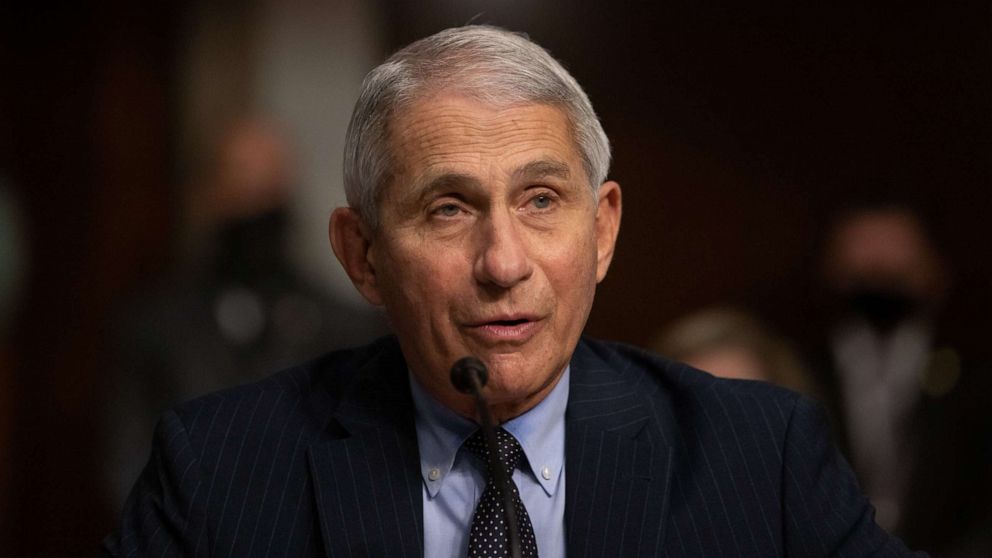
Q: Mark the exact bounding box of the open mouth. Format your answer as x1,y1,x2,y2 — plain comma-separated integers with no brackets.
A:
467,315,542,344
488,318,530,327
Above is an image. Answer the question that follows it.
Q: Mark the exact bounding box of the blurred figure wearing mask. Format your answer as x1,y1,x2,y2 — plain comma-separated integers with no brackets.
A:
103,118,387,509
817,203,991,556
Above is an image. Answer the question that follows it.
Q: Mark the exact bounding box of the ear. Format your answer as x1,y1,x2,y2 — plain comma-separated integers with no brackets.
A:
329,207,384,306
594,180,622,282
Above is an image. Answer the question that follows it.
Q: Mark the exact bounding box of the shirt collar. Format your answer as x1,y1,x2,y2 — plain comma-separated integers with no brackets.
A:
410,366,569,499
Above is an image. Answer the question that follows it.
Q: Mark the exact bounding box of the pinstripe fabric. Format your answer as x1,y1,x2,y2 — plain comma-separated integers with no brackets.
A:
565,339,923,558
103,335,924,557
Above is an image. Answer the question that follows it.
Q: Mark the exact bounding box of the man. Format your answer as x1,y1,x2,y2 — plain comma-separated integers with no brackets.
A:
104,26,921,557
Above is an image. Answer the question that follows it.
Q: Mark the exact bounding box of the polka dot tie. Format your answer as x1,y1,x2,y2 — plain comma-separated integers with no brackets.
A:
463,428,539,557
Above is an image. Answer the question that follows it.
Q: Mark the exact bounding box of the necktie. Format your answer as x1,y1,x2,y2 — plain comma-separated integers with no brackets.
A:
463,427,539,557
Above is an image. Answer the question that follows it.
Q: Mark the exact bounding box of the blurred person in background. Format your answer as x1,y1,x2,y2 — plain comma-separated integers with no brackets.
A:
653,306,815,396
814,202,992,556
102,117,387,508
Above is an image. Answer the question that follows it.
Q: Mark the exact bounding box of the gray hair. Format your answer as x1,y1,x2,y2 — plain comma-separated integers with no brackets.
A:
343,25,612,229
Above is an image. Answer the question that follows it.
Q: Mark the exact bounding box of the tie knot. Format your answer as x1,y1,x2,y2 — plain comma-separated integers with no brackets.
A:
464,427,524,476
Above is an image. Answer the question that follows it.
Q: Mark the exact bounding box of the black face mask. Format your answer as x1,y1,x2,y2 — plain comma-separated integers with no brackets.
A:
215,208,289,283
842,287,920,333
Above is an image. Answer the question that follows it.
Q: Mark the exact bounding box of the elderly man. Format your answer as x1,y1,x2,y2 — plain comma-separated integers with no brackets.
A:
104,26,921,557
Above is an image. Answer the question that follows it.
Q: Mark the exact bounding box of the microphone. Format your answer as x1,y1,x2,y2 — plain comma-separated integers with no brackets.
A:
449,357,523,558
450,356,488,395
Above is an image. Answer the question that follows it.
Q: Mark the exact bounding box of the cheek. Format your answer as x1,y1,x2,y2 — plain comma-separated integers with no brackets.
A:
544,232,599,288
539,245,598,337
377,239,459,315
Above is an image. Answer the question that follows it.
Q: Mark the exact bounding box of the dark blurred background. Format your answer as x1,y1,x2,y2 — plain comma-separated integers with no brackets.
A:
2,1,990,556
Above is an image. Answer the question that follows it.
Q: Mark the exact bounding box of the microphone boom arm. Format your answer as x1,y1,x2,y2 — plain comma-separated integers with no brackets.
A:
451,357,523,558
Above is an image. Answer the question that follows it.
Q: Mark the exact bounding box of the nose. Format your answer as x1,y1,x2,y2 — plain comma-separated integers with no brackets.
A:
473,209,533,289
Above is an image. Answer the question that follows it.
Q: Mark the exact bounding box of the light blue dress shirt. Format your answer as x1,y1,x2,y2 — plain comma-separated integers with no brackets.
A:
410,367,569,558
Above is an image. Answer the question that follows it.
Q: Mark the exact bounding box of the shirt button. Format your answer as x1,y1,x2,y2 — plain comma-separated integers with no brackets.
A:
428,468,441,481
541,466,551,480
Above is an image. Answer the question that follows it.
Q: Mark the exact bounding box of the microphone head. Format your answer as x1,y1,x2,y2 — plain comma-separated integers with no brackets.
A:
450,356,488,394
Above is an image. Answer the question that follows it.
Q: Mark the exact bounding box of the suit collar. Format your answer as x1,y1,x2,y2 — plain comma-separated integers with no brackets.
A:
564,338,674,556
306,335,675,556
307,337,425,557
567,339,652,433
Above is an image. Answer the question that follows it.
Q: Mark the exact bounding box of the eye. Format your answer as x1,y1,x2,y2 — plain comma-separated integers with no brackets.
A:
524,189,560,213
531,195,552,209
431,202,464,218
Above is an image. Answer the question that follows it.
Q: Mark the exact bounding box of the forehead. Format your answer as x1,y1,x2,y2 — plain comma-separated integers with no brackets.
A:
387,95,583,181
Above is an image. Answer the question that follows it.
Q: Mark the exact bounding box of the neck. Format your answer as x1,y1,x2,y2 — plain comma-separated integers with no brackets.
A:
412,367,566,425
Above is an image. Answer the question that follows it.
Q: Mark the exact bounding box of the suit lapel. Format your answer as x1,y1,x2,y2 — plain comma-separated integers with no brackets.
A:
307,340,424,558
565,339,674,557
304,337,676,556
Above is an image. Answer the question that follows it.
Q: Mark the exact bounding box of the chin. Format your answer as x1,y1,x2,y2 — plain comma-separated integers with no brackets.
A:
484,361,562,402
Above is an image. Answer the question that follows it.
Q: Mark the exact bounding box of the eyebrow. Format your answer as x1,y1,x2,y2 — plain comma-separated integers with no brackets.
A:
512,159,571,182
409,159,574,205
410,172,482,204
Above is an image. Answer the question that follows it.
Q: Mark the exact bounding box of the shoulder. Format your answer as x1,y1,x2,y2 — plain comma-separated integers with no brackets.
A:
574,336,808,445
167,335,403,444
576,336,801,408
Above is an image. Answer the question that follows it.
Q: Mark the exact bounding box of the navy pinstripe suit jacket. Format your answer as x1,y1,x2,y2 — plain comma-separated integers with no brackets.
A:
103,335,922,557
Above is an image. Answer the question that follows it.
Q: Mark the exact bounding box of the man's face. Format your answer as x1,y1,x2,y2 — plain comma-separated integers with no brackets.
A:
336,94,620,420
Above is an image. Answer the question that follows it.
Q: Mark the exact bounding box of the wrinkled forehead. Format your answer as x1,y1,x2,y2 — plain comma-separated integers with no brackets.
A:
386,93,584,177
